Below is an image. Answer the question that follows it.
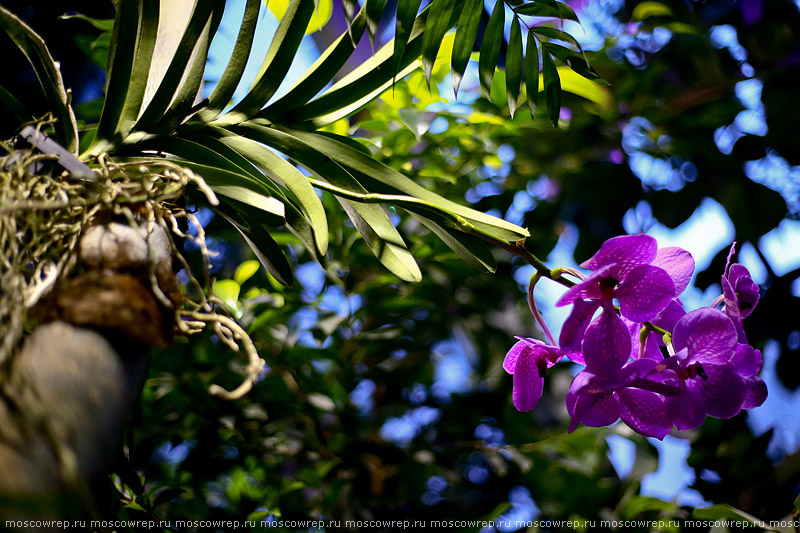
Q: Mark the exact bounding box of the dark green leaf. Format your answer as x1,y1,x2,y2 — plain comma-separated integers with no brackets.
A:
514,1,579,22
215,208,294,287
542,47,561,126
421,0,455,86
365,0,388,50
0,83,32,123
412,213,496,272
479,0,505,98
268,126,529,241
393,0,423,82
0,5,78,152
542,42,601,80
528,26,584,55
451,0,483,97
197,0,261,122
506,16,523,117
221,0,314,121
525,30,540,119
262,6,368,119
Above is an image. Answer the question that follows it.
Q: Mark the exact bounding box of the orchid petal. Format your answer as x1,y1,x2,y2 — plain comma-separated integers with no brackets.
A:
729,264,760,318
721,274,747,343
652,247,695,296
617,388,671,439
672,308,737,362
730,344,762,376
743,378,767,409
555,265,614,307
701,363,747,419
580,234,657,278
615,264,675,322
558,298,600,353
582,307,631,375
512,354,545,412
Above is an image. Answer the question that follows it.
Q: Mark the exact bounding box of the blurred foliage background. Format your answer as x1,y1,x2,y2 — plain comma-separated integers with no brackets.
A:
3,0,800,530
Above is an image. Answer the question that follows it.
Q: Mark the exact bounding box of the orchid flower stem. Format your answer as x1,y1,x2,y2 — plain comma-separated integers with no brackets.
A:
528,274,556,346
710,294,725,309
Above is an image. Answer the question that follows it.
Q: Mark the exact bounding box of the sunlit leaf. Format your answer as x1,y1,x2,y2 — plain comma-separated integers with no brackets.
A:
267,0,332,34
212,279,241,311
631,1,673,20
479,0,505,98
234,260,261,285
134,0,215,131
506,16,523,117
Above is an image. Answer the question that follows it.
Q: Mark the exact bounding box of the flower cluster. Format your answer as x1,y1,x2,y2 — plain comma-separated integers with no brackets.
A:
504,235,767,439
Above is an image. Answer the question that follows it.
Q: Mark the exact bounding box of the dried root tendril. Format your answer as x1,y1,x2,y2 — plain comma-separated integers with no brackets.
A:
1,129,258,402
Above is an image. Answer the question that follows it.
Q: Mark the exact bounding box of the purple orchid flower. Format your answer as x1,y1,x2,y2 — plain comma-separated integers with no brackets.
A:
623,299,686,361
503,337,563,411
557,235,694,352
654,308,763,430
565,309,674,438
721,264,760,344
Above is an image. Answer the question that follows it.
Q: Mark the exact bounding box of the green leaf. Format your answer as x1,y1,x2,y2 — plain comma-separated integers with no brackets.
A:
179,160,287,221
543,42,602,81
135,0,216,130
118,0,159,136
59,13,115,32
0,5,78,152
542,47,561,126
393,0,424,82
0,83,32,124
231,123,423,281
631,1,673,21
159,4,223,131
212,132,329,256
528,26,584,56
93,0,139,147
421,0,455,86
269,126,528,241
506,16,523,117
514,1,579,22
215,208,294,287
197,0,261,122
212,279,241,311
525,30,540,119
365,0,388,50
692,505,777,530
411,213,496,272
221,0,314,121
479,0,505,98
234,260,261,285
339,197,422,282
451,0,483,97
261,6,367,118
